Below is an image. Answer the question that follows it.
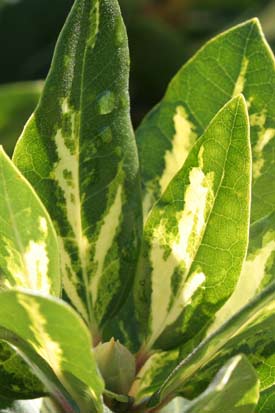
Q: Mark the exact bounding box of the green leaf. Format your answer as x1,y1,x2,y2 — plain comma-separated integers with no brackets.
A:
135,95,251,350
0,147,60,400
0,81,42,156
159,356,259,413
0,290,104,413
13,0,142,334
148,282,275,407
0,147,60,295
137,18,275,330
258,385,275,412
0,341,44,400
178,305,275,402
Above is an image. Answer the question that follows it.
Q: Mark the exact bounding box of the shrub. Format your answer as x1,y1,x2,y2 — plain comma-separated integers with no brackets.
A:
0,1,275,412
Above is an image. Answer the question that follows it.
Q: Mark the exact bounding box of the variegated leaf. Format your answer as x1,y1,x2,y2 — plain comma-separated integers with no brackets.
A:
134,95,251,350
0,290,104,413
137,18,275,334
147,282,275,408
129,348,180,402
13,0,142,334
0,147,60,295
176,305,275,404
0,147,60,400
159,356,259,413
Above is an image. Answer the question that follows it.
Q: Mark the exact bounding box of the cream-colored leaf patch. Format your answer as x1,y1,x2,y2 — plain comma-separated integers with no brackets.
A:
148,163,214,346
171,166,214,266
19,295,63,377
250,108,275,178
90,185,123,305
54,98,91,320
58,236,89,322
207,233,275,336
233,57,249,96
4,237,50,293
159,106,197,194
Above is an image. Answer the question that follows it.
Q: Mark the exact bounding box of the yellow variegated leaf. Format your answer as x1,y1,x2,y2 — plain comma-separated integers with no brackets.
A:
135,96,251,351
13,0,142,334
137,18,275,336
0,147,60,295
0,290,104,413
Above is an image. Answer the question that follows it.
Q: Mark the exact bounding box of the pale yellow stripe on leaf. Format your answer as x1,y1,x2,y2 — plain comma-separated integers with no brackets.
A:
159,106,197,194
143,187,156,220
233,57,249,97
54,103,80,239
250,108,275,178
149,241,181,348
58,236,89,322
207,233,275,336
54,98,91,321
149,163,214,346
166,271,206,328
171,166,214,265
90,185,123,305
3,229,50,293
19,295,63,377
21,241,49,292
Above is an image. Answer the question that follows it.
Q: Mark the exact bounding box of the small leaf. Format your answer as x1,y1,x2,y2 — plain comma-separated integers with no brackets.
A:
13,0,142,334
135,95,251,350
94,338,135,395
0,147,60,295
0,290,104,413
137,17,275,333
159,356,259,413
148,282,275,407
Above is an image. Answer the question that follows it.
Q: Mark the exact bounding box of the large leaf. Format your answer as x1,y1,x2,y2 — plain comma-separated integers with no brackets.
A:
159,355,259,413
137,18,275,330
134,95,251,350
0,290,104,413
147,282,275,407
13,0,142,334
0,81,42,156
0,147,60,295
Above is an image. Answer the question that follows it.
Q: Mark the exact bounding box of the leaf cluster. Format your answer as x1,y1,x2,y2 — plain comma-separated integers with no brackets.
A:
0,1,275,413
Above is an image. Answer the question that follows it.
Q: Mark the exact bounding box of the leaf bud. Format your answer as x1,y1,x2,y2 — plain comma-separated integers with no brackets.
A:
94,338,136,395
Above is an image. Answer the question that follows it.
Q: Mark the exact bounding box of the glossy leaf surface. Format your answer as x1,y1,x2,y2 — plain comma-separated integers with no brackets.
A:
0,147,60,400
0,290,104,413
159,355,259,413
0,147,60,295
135,95,251,350
13,0,142,334
148,282,275,407
137,18,275,336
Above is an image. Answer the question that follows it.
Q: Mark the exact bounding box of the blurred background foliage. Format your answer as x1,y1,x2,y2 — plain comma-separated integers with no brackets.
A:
0,0,274,154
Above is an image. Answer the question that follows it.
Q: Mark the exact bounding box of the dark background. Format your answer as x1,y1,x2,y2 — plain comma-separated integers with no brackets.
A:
0,0,275,152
